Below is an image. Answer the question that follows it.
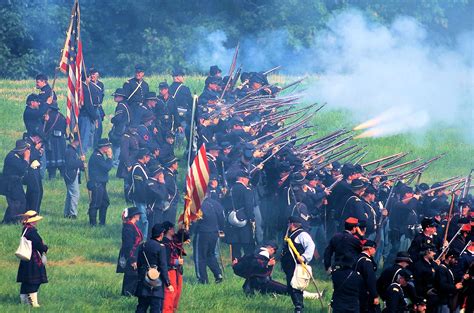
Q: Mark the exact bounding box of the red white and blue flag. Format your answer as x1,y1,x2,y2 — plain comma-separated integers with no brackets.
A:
59,0,83,137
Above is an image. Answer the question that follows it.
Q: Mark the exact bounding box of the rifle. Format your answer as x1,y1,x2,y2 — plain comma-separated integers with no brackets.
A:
436,226,463,261
263,65,282,76
461,169,474,198
275,77,307,94
219,42,239,101
361,152,405,168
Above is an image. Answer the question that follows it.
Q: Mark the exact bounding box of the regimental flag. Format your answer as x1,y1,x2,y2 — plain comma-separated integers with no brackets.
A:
59,0,83,137
180,144,210,228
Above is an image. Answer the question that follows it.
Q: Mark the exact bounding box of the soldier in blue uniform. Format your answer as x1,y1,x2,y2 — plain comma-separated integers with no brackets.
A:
87,138,113,226
63,138,85,219
109,88,130,167
123,64,150,125
118,125,140,202
88,68,105,148
168,68,193,145
35,74,56,107
354,240,380,313
162,156,179,224
408,217,442,262
146,166,168,236
156,82,178,142
130,148,151,238
43,104,66,179
135,223,173,313
78,79,99,153
383,270,412,313
2,140,30,223
23,94,47,139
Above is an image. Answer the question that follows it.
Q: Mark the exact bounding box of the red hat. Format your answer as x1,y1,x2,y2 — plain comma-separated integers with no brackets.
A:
463,224,472,232
345,217,359,225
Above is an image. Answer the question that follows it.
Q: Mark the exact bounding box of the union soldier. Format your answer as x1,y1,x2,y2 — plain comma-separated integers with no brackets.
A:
135,223,173,313
161,221,189,313
78,79,99,153
156,82,179,141
87,138,113,226
23,94,47,139
383,269,412,313
137,92,158,128
330,253,364,313
159,131,176,162
63,138,85,218
145,166,168,235
194,196,225,284
23,134,44,213
109,88,130,166
412,244,438,311
354,240,380,313
227,169,256,259
162,156,179,223
117,207,143,296
131,148,151,238
324,217,363,271
43,103,67,179
281,216,316,313
198,76,221,109
2,140,30,223
123,64,150,125
118,125,140,201
169,68,193,144
360,185,378,240
434,250,463,312
340,179,368,225
88,68,105,148
209,65,222,78
377,251,413,301
408,217,442,262
206,142,221,179
35,73,56,107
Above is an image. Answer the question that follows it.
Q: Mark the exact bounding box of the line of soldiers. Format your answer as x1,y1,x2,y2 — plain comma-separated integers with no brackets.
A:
2,63,473,313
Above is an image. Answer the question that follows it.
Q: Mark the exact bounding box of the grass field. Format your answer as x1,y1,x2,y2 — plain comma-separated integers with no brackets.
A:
0,76,472,312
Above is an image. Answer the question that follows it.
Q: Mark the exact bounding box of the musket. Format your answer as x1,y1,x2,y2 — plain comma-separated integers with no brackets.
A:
460,240,471,255
351,151,369,165
361,152,405,168
367,152,410,175
327,176,344,191
219,42,239,101
436,226,463,261
295,129,349,151
315,146,363,170
228,66,242,91
263,65,282,76
461,169,474,198
373,158,421,175
254,112,313,147
251,139,294,174
402,178,466,201
275,76,307,94
439,176,461,185
251,104,313,127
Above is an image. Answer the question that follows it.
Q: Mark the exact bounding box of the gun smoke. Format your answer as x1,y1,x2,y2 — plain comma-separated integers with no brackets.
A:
188,10,473,140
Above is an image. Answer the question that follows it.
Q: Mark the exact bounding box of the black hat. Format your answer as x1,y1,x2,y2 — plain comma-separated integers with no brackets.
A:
150,165,164,176
459,198,471,208
398,269,413,280
221,141,232,149
125,207,141,219
395,251,413,263
97,138,112,148
249,72,267,85
135,64,145,72
26,94,40,104
172,68,185,76
158,82,169,89
415,183,430,193
358,219,367,229
236,169,250,179
13,139,30,152
306,172,320,181
354,164,363,173
364,185,377,195
399,185,414,196
291,173,307,185
262,240,278,251
205,76,221,86
207,142,221,151
288,215,305,225
351,179,366,190
163,155,178,167
332,161,342,170
362,239,377,249
151,223,166,238
420,243,436,253
421,217,437,229
112,88,127,97
431,182,443,189
136,148,150,159
165,130,175,139
341,163,356,177
35,73,48,81
145,92,158,101
240,72,250,83
209,65,222,76
88,67,99,75
162,221,175,233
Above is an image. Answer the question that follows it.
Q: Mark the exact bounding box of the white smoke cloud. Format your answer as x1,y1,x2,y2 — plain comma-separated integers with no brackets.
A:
188,10,474,139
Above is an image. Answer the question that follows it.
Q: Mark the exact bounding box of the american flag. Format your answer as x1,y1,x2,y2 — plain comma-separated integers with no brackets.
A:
180,144,210,228
59,0,83,137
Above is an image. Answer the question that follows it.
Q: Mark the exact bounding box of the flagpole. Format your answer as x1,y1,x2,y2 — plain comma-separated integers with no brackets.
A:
187,95,198,167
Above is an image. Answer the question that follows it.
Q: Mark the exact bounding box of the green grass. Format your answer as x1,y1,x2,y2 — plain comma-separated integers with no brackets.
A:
0,76,472,312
